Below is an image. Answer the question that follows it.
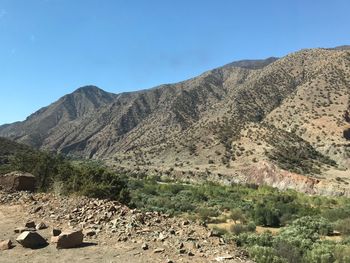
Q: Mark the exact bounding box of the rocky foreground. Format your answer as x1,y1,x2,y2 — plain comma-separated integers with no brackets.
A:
0,191,252,263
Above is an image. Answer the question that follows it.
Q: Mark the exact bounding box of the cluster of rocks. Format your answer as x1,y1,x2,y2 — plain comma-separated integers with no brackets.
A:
1,218,85,251
0,191,251,262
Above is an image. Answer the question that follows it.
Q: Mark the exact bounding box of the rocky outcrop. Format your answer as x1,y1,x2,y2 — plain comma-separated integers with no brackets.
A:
245,161,320,194
0,171,36,192
245,161,350,197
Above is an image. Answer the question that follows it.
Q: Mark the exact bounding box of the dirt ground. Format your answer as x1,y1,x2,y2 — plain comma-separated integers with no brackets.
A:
0,205,161,263
0,203,250,263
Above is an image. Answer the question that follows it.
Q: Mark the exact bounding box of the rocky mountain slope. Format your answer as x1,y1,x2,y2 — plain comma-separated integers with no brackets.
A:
1,46,350,195
0,138,33,164
0,86,116,148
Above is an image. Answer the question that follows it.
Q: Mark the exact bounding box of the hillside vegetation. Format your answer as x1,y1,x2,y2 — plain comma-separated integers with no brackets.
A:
0,47,349,196
1,142,350,263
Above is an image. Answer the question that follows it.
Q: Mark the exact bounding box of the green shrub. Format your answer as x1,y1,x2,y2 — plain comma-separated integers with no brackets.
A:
276,216,333,251
304,242,335,263
230,222,256,235
322,207,350,221
247,221,257,232
334,245,350,263
234,231,274,247
196,207,219,222
230,224,247,235
273,239,303,263
248,245,287,263
292,216,333,236
230,208,245,223
254,203,281,227
6,150,131,203
334,218,350,236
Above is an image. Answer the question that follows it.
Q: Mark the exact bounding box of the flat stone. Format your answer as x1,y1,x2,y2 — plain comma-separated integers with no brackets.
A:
36,222,47,230
25,221,36,228
215,255,235,262
14,227,35,233
56,229,83,249
153,248,165,253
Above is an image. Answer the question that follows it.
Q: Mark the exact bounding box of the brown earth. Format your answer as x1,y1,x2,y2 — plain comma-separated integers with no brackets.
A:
0,191,252,263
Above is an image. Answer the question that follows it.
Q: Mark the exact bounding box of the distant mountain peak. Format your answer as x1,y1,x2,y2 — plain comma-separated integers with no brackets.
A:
73,85,106,94
223,57,279,70
0,85,117,147
330,45,350,51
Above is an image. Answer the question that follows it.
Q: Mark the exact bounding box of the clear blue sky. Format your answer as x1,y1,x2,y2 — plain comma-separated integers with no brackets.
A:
1,0,349,124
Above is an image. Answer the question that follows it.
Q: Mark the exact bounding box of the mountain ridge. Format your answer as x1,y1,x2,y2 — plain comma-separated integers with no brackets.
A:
1,46,350,196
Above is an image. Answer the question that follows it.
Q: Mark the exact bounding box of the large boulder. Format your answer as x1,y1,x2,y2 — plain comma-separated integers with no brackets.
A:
0,171,36,192
16,231,47,249
56,229,83,249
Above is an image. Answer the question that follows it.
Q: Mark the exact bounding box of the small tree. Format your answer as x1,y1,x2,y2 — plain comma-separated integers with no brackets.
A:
230,208,245,223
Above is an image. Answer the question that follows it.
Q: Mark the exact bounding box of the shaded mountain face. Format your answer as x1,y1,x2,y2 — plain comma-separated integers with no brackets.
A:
0,137,34,166
1,47,350,195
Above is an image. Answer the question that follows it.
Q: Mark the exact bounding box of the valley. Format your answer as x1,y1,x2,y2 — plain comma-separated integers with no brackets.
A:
1,46,350,263
1,47,350,197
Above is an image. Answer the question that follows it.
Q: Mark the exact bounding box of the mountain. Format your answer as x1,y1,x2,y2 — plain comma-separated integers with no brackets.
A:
223,57,278,69
0,86,116,148
0,136,36,175
1,47,350,196
330,45,350,51
0,137,34,163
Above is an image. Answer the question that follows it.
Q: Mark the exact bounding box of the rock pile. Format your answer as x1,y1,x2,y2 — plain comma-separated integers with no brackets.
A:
1,218,85,251
0,191,251,262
